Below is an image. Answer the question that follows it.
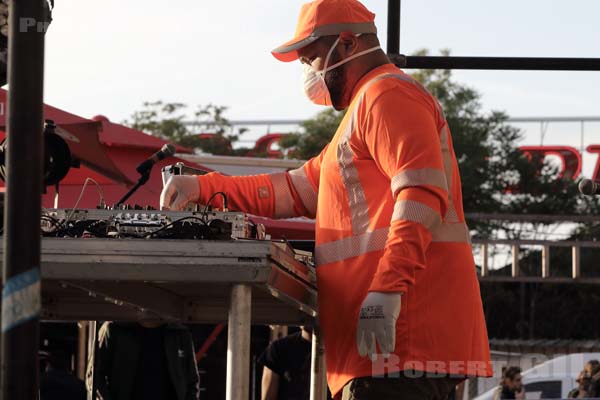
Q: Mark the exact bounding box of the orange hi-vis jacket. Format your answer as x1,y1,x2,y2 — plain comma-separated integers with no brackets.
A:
196,63,492,396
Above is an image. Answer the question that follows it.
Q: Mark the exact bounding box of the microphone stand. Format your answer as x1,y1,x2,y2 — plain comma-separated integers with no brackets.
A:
115,169,151,207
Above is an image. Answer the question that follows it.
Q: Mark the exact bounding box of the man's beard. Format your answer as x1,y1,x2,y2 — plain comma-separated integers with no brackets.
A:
324,48,347,110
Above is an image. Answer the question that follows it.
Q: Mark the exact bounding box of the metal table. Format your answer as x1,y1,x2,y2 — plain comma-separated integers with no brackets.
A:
0,238,325,400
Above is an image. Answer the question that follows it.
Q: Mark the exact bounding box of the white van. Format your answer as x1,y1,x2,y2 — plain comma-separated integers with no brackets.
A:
474,352,600,399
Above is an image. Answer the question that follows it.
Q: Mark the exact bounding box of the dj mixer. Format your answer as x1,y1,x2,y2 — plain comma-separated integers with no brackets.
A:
41,207,256,241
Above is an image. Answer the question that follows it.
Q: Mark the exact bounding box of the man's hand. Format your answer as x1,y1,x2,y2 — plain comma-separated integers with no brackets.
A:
357,292,402,361
515,387,526,400
160,175,201,210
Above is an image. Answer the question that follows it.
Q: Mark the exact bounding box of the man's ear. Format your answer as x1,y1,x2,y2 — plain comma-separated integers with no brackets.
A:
338,31,359,57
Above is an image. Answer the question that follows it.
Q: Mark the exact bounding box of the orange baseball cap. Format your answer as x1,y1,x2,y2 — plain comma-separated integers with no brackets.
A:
272,0,377,62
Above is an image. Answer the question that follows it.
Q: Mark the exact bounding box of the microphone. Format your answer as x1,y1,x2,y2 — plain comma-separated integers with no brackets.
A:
579,179,600,195
136,144,176,174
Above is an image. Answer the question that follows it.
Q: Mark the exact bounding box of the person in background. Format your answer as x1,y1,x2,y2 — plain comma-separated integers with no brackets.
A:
91,321,199,400
589,360,600,398
40,350,86,400
259,326,331,400
494,366,525,400
568,359,600,398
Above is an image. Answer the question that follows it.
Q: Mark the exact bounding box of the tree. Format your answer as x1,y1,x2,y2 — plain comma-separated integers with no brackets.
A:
279,108,345,159
126,101,250,156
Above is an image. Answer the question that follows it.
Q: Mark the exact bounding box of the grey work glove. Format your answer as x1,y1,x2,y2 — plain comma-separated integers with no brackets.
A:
160,175,200,211
357,291,402,361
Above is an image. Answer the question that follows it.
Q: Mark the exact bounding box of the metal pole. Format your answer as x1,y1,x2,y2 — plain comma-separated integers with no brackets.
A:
251,355,256,400
1,0,46,398
77,321,88,380
226,284,251,400
481,243,488,277
397,56,600,71
310,325,327,400
386,0,401,55
87,321,98,400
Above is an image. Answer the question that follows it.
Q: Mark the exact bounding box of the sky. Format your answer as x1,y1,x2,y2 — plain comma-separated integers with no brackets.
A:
43,0,600,174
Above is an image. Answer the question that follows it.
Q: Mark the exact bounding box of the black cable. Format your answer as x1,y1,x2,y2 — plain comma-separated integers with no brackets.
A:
202,192,228,222
41,215,61,230
141,216,208,238
46,219,97,237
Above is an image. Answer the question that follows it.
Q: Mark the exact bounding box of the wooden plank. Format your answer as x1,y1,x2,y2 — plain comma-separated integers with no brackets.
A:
37,238,271,258
40,262,271,283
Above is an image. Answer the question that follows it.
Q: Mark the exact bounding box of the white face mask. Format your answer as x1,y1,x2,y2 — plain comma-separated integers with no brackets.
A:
302,35,381,106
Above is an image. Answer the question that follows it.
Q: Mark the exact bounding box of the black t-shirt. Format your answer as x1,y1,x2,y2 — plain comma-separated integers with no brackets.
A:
499,386,516,399
40,369,86,400
259,332,311,400
132,326,177,400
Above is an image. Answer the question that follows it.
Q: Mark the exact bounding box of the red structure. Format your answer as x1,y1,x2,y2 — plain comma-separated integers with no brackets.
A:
586,145,600,182
246,133,286,158
519,145,582,180
0,89,202,209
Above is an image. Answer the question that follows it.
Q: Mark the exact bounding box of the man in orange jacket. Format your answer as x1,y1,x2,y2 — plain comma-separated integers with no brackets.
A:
161,0,492,398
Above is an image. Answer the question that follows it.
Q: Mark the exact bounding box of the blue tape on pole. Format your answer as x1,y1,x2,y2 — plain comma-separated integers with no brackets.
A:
2,268,41,332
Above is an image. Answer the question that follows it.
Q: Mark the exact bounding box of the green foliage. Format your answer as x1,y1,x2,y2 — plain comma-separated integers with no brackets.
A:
279,109,345,159
126,101,249,156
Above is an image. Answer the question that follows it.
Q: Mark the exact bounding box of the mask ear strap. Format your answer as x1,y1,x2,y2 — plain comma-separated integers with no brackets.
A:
321,36,341,73
325,45,381,72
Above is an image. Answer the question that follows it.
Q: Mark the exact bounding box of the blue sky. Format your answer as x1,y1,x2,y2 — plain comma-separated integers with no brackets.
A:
43,1,600,174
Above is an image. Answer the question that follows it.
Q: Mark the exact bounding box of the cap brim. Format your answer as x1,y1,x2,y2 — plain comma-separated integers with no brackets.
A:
271,35,319,62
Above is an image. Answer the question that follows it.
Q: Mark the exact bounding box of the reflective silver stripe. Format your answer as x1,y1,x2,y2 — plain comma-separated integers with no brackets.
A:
315,227,389,266
444,199,460,223
392,200,441,231
440,125,453,185
432,222,471,243
312,22,377,36
337,111,371,234
288,167,318,218
269,173,296,218
272,35,319,55
272,22,376,54
438,125,460,224
391,168,448,197
315,222,470,266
